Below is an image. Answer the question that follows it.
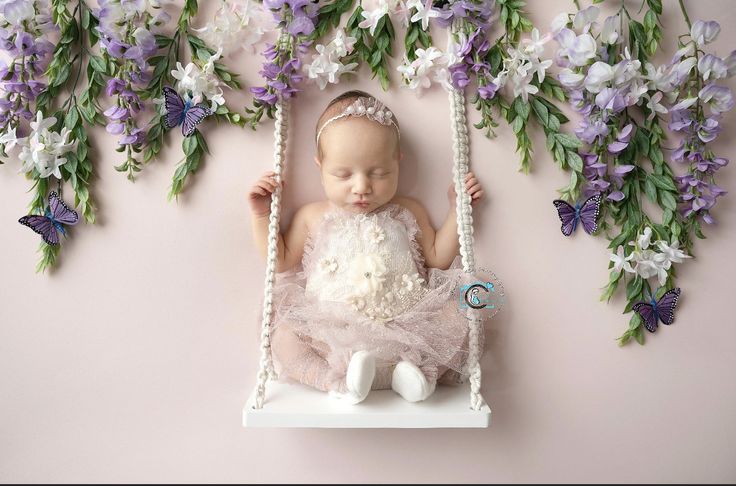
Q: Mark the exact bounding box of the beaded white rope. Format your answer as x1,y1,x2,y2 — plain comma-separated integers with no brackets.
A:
316,96,400,146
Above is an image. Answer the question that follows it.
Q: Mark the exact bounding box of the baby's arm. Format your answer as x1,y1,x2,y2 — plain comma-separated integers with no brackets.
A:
248,171,313,272
399,172,484,270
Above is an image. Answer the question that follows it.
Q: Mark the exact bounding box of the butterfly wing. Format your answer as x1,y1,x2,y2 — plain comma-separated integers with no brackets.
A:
181,104,212,137
655,287,681,325
163,86,185,129
19,215,59,245
633,302,659,332
553,200,577,236
579,193,602,234
48,191,79,226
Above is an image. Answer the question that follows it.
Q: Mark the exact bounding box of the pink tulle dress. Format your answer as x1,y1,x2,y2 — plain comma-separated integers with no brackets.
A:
269,202,503,393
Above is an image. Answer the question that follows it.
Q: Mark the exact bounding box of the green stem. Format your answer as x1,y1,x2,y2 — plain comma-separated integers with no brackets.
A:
678,0,692,29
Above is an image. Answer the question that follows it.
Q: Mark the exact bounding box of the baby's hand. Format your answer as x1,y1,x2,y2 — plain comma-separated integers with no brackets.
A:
248,171,285,218
447,172,484,206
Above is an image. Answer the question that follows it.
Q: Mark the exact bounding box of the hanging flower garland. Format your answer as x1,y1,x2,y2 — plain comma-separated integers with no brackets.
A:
549,0,735,345
4,0,264,270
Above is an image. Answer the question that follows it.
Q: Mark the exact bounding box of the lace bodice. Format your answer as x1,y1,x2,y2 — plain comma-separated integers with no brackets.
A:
303,203,428,322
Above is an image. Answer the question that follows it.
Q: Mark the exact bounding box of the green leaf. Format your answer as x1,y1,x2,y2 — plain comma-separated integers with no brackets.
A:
511,116,524,134
659,190,677,211
644,176,657,203
555,133,581,149
567,151,583,172
64,107,79,130
183,135,198,156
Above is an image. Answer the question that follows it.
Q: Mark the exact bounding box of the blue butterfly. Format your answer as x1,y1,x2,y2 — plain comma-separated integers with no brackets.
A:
162,86,212,137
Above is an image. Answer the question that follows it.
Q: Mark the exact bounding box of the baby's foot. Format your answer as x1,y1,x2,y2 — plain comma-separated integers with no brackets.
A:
391,361,436,402
329,351,375,404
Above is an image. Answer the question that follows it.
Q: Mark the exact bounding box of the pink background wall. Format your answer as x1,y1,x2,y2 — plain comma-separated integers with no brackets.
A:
2,1,735,482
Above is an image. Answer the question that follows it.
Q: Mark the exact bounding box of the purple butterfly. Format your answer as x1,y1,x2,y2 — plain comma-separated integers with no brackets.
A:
18,191,79,246
552,193,602,236
633,288,681,333
162,86,212,137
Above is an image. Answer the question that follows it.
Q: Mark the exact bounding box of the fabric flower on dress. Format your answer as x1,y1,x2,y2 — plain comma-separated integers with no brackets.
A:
367,223,386,245
348,253,387,297
319,256,339,274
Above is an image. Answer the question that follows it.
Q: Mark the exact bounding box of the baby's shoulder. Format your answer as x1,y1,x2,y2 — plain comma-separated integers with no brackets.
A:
391,196,429,224
298,201,332,233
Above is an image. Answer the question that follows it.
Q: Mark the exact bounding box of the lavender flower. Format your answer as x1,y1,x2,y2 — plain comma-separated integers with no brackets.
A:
0,0,56,151
96,0,168,176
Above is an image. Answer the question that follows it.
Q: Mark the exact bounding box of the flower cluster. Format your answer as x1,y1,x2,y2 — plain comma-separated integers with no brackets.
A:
171,48,227,111
0,0,56,153
97,0,169,176
609,227,691,287
249,0,316,109
193,0,273,54
305,29,358,90
670,20,735,225
1,111,76,179
397,46,453,95
437,0,496,95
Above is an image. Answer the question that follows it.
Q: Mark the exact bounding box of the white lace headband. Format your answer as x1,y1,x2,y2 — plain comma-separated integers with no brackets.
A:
316,97,400,146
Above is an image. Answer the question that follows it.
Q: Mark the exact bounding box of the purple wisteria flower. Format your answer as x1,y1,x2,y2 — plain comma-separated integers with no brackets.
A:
96,0,169,154
668,20,735,225
0,0,56,144
250,1,316,107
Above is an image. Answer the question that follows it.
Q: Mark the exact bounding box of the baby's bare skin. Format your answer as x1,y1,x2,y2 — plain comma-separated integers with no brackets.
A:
248,114,484,273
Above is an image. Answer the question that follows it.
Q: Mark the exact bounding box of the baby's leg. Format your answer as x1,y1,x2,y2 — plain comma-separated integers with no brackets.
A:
271,325,336,392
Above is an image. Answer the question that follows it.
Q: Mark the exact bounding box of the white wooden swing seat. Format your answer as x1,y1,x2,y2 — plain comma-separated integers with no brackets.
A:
243,382,490,428
245,27,490,427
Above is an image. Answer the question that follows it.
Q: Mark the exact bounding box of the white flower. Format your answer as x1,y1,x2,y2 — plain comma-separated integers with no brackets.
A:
690,20,720,47
566,33,597,67
3,0,35,25
584,61,614,93
0,126,20,151
305,29,358,90
558,68,584,88
17,112,77,179
655,240,692,266
573,5,599,32
367,224,385,244
192,0,272,53
521,28,550,58
348,253,387,296
359,0,389,36
635,227,653,250
601,15,619,45
319,257,339,274
550,12,569,34
347,295,367,311
610,245,635,274
409,0,439,30
698,54,728,81
644,92,668,120
632,250,661,280
171,49,226,111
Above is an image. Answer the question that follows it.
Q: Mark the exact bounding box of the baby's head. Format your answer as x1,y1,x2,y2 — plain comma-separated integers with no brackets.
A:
314,90,401,213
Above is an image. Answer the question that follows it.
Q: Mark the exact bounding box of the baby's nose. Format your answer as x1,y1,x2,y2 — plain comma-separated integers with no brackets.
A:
352,175,372,194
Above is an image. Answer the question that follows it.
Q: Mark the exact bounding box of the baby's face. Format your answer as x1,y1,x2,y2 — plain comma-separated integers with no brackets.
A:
315,117,400,213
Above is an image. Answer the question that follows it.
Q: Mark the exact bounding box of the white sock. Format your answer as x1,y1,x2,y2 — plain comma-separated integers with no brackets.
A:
391,361,436,402
329,351,375,404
